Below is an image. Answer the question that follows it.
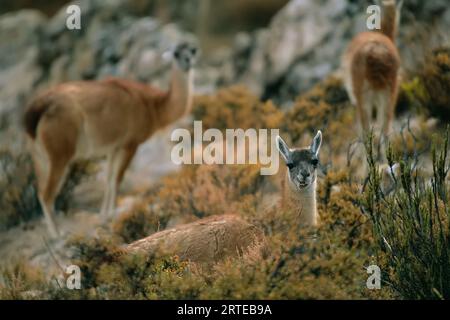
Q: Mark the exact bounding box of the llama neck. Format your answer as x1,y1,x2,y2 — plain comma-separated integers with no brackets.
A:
283,175,318,227
381,4,398,42
158,64,194,127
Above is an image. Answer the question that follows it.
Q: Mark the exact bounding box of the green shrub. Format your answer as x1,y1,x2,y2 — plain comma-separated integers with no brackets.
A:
284,77,355,161
363,131,450,299
193,85,283,131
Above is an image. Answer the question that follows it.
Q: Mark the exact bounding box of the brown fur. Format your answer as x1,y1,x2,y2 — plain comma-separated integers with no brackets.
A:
125,215,266,264
360,39,399,90
24,95,53,139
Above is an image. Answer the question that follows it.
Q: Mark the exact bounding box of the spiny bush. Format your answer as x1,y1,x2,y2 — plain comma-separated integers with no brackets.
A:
0,150,97,230
0,151,40,230
41,236,192,300
318,169,373,249
363,131,450,299
420,47,450,121
0,260,46,300
113,201,159,243
401,47,450,122
284,77,355,162
389,116,436,159
154,164,266,221
193,85,283,131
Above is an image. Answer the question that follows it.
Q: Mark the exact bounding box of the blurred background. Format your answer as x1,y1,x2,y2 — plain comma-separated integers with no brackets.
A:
1,0,449,112
0,0,290,50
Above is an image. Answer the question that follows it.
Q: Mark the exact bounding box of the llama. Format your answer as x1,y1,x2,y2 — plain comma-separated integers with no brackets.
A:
342,0,403,162
23,42,198,238
124,132,323,264
276,131,322,227
125,214,266,265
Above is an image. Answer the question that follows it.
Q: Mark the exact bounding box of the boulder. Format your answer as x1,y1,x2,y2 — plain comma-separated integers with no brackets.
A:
0,10,46,115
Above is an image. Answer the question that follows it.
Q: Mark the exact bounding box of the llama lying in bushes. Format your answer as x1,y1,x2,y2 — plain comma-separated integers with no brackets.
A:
124,131,323,263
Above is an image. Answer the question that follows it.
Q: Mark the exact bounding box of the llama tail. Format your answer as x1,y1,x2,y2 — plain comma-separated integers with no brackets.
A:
24,98,51,139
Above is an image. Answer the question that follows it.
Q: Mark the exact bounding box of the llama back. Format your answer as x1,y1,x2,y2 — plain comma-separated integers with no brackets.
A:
125,215,266,264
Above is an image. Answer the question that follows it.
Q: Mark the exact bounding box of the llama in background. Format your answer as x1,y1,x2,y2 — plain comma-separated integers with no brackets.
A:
342,0,403,164
24,43,198,238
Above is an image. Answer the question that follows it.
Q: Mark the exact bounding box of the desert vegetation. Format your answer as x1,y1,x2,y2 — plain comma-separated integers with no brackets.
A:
2,57,450,298
1,0,450,300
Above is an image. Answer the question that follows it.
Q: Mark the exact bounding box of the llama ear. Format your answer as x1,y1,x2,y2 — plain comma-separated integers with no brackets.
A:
310,131,322,157
276,136,292,164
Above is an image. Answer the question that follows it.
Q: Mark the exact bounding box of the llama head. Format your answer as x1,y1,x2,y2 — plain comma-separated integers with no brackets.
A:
276,131,322,191
172,42,199,72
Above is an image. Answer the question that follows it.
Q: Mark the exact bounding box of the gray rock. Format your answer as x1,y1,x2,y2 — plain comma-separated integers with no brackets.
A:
0,10,46,115
228,0,354,102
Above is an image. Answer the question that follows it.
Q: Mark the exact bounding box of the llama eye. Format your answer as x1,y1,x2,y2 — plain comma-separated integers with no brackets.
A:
287,163,295,170
311,159,319,167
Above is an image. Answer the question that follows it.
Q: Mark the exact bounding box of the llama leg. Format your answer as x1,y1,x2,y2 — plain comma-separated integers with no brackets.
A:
36,110,79,237
376,90,392,162
100,152,114,216
355,88,371,141
106,152,120,217
116,145,137,188
356,94,371,176
384,85,399,155
105,145,137,217
32,147,55,237
31,145,48,198
343,62,357,106
39,156,71,238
